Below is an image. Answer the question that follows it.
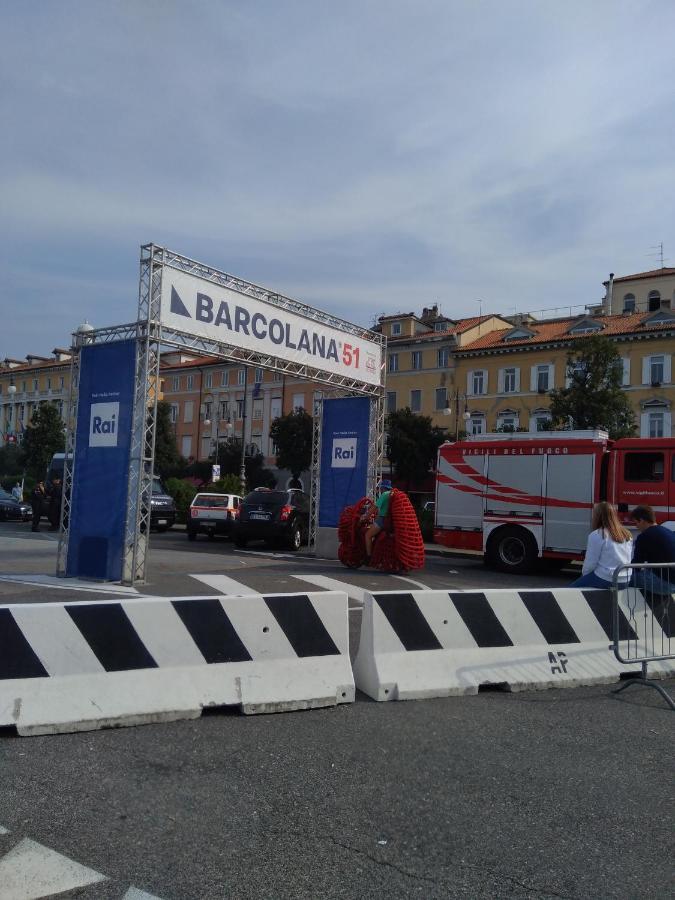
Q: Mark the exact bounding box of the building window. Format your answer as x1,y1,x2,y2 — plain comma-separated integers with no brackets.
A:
386,391,397,413
502,368,518,393
236,399,245,419
437,348,449,368
172,376,180,391
220,370,229,386
648,412,664,438
237,369,246,386
648,291,661,312
186,375,194,391
181,436,192,458
649,356,665,385
313,392,323,416
391,322,401,336
434,322,447,332
536,365,549,392
219,400,230,421
183,400,194,423
169,404,178,424
411,350,422,370
623,293,636,313
254,367,264,383
292,393,304,410
471,370,486,395
530,410,551,432
388,354,399,373
273,371,283,382
203,401,212,422
252,399,263,419
60,376,65,389
497,411,519,431
435,387,447,410
204,372,213,389
410,390,422,412
47,377,51,390
33,379,38,391
469,414,485,435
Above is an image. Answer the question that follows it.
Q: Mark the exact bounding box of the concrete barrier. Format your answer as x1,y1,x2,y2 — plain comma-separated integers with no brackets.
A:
0,592,354,735
353,588,675,701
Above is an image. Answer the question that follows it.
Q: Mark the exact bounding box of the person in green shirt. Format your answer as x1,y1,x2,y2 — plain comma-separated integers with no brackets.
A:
365,479,392,560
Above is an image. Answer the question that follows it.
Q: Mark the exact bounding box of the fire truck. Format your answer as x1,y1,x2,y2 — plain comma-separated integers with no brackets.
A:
434,430,675,573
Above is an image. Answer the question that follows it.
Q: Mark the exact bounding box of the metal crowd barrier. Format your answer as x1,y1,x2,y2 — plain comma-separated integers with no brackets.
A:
611,562,674,710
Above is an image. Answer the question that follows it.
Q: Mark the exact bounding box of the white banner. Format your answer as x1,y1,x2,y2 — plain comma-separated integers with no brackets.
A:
160,269,382,387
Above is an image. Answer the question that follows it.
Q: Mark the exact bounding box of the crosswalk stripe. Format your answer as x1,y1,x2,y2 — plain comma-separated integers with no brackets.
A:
0,837,107,898
189,574,260,595
123,888,164,900
290,574,368,606
0,574,138,595
0,825,8,834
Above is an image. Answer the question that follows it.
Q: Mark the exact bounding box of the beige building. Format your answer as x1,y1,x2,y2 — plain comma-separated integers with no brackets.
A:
602,267,675,316
0,350,73,444
453,308,675,437
375,305,512,433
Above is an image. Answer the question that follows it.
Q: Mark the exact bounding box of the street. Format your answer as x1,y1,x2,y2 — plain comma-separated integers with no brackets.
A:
0,523,673,899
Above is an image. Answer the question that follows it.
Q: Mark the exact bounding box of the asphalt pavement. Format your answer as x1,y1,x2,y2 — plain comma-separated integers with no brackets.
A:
0,522,673,899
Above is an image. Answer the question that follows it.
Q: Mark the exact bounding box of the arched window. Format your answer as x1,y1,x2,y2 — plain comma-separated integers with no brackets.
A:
648,290,661,312
623,293,636,313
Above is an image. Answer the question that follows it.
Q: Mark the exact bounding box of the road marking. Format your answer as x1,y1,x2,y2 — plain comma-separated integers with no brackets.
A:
0,825,8,834
0,574,138,595
189,574,260,595
124,888,164,900
290,574,368,606
395,575,430,590
0,837,107,898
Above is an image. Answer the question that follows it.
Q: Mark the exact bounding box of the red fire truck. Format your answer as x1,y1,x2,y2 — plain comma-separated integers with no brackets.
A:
434,430,675,573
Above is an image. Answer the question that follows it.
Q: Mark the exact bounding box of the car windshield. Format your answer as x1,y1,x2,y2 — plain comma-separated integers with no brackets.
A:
0,489,14,501
244,490,287,506
152,477,165,494
193,495,229,507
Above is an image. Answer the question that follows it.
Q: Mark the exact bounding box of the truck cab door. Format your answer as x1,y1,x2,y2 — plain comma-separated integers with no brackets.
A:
616,448,667,524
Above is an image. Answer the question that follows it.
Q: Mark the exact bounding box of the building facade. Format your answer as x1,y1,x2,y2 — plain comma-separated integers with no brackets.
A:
602,268,675,316
453,309,675,437
0,350,73,444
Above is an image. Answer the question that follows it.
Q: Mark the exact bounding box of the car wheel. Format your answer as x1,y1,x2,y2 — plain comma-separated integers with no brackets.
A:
288,524,302,551
485,526,537,574
187,530,197,541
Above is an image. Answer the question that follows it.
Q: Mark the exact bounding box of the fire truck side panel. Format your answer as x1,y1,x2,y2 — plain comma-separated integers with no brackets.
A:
543,454,594,552
484,455,545,518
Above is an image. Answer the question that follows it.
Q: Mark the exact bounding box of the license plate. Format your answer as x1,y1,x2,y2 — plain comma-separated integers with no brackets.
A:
199,510,226,520
249,513,269,521
158,519,167,525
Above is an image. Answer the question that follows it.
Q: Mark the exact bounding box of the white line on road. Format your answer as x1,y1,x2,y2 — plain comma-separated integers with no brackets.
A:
290,574,368,606
189,574,260,595
0,825,8,834
0,575,138,595
0,837,107,899
124,888,164,900
394,575,430,590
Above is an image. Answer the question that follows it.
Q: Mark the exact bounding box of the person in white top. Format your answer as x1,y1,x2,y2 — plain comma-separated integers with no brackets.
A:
571,502,633,588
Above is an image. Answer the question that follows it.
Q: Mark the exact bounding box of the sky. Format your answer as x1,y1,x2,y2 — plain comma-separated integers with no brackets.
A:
1,0,674,359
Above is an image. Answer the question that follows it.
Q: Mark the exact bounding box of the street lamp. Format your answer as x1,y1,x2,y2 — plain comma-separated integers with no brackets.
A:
7,380,16,444
443,389,471,440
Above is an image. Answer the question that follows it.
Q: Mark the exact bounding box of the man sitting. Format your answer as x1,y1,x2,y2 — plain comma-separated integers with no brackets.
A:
364,480,393,560
630,504,675,596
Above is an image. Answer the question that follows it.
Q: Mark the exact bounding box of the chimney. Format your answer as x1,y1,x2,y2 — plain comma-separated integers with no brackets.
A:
604,273,614,315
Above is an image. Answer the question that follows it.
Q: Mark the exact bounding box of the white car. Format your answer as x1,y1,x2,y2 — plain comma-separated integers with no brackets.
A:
187,492,242,541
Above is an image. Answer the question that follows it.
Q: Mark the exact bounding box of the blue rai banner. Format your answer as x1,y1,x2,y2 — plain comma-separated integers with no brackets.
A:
66,339,137,580
318,397,370,527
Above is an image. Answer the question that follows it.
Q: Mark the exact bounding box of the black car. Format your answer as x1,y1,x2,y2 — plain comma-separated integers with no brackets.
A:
234,488,310,550
0,489,32,522
150,477,177,531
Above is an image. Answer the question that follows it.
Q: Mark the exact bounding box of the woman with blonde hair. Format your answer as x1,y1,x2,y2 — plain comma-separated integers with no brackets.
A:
571,502,633,588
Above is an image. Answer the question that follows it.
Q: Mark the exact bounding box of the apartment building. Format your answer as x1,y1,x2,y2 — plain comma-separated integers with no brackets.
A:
602,267,675,315
376,305,512,429
0,350,73,443
453,308,675,437
160,353,326,467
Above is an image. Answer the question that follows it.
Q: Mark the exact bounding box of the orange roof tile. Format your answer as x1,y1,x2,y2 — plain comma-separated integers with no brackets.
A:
456,311,675,353
605,267,675,284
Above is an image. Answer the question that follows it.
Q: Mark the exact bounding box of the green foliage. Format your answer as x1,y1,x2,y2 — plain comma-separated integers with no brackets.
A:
269,409,313,479
0,443,25,478
214,438,276,491
165,477,198,523
21,403,65,478
184,459,214,486
211,474,243,495
386,408,445,488
548,335,636,439
154,401,181,477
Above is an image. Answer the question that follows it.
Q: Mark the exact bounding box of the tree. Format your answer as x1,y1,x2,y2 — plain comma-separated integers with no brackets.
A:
269,409,313,481
548,335,636,439
214,437,276,491
154,401,181,478
386,408,445,489
22,403,65,478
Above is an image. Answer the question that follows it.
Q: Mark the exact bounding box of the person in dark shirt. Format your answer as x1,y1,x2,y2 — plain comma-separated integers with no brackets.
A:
31,481,47,532
630,505,675,595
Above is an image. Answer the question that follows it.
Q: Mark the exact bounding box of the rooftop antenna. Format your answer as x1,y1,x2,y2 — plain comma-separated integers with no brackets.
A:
647,242,668,269
474,299,483,335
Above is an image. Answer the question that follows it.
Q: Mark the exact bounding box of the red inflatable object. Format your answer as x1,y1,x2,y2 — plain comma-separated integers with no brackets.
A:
337,490,425,572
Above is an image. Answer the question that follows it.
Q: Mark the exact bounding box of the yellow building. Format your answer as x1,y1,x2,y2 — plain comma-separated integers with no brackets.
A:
452,309,675,437
0,350,73,444
602,267,675,315
376,305,512,433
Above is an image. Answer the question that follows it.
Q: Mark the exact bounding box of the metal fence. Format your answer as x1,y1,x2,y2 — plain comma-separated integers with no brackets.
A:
611,562,674,710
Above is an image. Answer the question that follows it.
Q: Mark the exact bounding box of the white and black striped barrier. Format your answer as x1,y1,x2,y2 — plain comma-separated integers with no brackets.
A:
353,588,675,701
0,592,354,735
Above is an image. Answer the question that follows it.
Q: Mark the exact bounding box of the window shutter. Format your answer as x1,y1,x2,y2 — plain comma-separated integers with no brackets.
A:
482,371,488,394
530,366,537,391
467,371,474,395
642,357,650,385
497,369,504,393
621,358,630,386
514,368,521,392
548,364,554,388
664,355,672,384
640,412,649,437
664,412,672,436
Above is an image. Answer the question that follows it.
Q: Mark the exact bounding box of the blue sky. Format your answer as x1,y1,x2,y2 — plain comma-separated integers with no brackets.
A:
2,0,674,357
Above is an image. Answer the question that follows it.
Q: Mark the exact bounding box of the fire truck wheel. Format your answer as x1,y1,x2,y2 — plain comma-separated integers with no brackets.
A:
486,526,537,574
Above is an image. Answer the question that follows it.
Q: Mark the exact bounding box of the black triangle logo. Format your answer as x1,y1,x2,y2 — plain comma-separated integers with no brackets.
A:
170,286,191,318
